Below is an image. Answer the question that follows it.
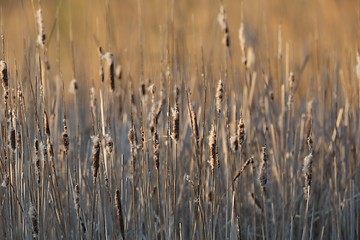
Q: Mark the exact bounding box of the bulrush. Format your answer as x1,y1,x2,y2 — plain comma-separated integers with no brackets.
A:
237,113,246,147
0,60,8,92
230,135,238,152
91,135,100,182
188,97,199,143
239,22,247,65
216,80,224,114
102,52,115,91
68,78,78,95
258,144,268,190
115,189,126,240
105,134,113,155
29,203,39,239
171,86,180,142
217,5,230,48
43,111,50,136
303,134,314,201
34,139,40,185
62,117,69,154
9,110,16,151
208,124,218,173
36,8,46,48
153,128,160,170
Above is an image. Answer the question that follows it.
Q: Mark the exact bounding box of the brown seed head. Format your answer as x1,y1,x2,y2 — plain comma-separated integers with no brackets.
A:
0,60,8,92
171,104,180,142
216,79,224,113
303,152,313,201
29,203,39,239
258,144,268,189
208,124,217,173
36,8,46,48
237,113,246,147
91,135,100,182
153,129,160,169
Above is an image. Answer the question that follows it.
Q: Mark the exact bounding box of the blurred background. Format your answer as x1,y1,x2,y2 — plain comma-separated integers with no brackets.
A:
1,0,359,101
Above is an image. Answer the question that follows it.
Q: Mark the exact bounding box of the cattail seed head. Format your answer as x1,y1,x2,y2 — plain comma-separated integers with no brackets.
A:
150,101,162,133
230,134,238,152
188,101,199,142
217,5,230,47
171,86,180,142
73,184,80,213
140,82,146,97
1,174,9,188
153,129,160,170
29,203,39,239
239,22,247,65
287,72,295,107
208,124,218,174
62,118,69,153
115,189,125,240
116,64,122,80
307,133,313,153
102,52,115,91
237,113,246,147
105,134,113,154
34,139,40,184
216,79,224,113
0,60,8,92
43,111,50,136
91,135,100,182
9,111,16,151
36,8,46,48
90,87,96,108
258,144,268,189
171,104,180,142
303,152,313,201
68,78,78,95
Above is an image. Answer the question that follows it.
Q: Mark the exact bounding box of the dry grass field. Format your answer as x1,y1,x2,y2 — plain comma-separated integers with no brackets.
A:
0,0,359,239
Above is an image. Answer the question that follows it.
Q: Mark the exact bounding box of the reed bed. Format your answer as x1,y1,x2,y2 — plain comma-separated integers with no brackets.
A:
0,1,359,239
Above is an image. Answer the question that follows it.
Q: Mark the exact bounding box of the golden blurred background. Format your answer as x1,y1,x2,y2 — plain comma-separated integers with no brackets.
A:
1,0,359,102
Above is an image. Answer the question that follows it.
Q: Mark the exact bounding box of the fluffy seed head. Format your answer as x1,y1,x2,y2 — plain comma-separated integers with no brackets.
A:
237,113,246,147
171,104,180,142
188,101,199,142
116,64,122,80
208,124,218,173
115,189,125,240
258,145,268,189
29,203,39,239
73,184,80,212
217,5,230,47
153,129,160,169
68,78,78,95
0,60,8,92
239,22,247,64
36,8,46,48
303,152,313,201
105,134,113,154
62,118,69,153
91,135,100,182
230,134,238,152
102,52,115,91
216,79,224,113
34,139,40,184
43,111,50,136
1,174,9,188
